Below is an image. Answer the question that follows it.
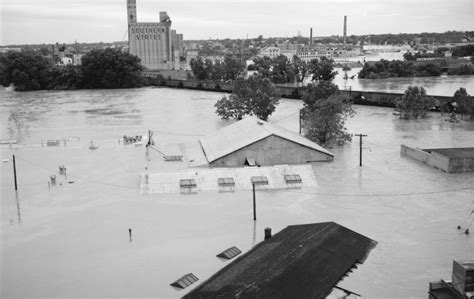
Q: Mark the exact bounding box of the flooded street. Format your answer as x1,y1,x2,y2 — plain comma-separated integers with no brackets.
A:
1,87,473,298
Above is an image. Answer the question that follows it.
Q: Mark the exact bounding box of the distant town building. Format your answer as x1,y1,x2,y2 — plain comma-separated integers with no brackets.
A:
59,57,73,65
259,46,280,58
0,47,22,53
127,0,183,70
185,50,199,70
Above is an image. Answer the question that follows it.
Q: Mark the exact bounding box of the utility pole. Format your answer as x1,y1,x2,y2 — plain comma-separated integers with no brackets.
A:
354,134,367,166
252,183,256,221
12,155,18,190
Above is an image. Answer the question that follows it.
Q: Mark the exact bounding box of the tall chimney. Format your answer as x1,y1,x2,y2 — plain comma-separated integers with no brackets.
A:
343,16,347,49
310,28,313,45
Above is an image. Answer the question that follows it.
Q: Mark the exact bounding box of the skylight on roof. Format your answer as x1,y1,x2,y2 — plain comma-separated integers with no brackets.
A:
251,176,268,185
180,179,197,194
284,174,302,184
170,273,199,289
217,246,241,260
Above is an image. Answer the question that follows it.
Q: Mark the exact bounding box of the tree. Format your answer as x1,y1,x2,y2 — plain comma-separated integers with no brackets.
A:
396,86,435,119
190,57,208,81
210,60,226,81
292,55,308,83
252,56,273,78
453,88,473,119
307,57,338,81
0,51,52,91
224,55,246,81
214,75,279,121
47,64,83,90
270,55,295,84
301,81,340,112
304,94,355,145
81,48,144,89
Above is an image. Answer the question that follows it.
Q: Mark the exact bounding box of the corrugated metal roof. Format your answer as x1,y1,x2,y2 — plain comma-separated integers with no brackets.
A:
183,222,377,299
199,116,334,164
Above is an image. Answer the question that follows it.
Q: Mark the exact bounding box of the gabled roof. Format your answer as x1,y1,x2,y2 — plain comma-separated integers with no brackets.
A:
184,222,377,299
199,116,334,163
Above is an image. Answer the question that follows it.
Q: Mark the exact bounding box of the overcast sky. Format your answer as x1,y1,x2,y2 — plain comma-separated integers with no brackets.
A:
1,0,473,45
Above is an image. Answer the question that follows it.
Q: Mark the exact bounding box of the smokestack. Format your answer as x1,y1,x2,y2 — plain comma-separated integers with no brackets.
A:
310,28,313,45
343,16,347,49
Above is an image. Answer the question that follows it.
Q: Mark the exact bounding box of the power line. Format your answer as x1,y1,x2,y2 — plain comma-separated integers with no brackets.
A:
14,156,139,190
271,111,299,123
12,156,474,197
277,186,474,197
149,129,205,137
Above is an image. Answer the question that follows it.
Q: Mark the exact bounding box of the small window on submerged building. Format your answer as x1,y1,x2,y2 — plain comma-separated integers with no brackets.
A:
218,177,235,192
180,179,197,194
284,174,302,188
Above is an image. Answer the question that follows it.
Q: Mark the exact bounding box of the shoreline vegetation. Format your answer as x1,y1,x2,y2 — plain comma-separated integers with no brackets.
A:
0,46,472,118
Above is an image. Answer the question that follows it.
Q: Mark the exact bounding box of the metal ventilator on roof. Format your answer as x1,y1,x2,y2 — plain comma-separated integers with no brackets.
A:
180,179,197,194
218,177,235,192
170,273,199,289
217,246,242,260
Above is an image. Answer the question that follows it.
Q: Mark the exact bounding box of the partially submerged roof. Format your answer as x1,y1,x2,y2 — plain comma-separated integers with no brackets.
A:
199,116,334,164
184,222,377,299
424,147,474,159
139,164,317,194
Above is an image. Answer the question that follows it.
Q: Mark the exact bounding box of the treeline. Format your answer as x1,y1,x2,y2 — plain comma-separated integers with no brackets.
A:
358,59,444,79
250,55,337,84
396,86,473,120
189,55,246,81
0,48,146,91
190,54,338,85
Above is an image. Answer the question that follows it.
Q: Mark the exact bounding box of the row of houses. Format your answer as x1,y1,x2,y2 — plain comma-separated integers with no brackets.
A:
259,45,363,62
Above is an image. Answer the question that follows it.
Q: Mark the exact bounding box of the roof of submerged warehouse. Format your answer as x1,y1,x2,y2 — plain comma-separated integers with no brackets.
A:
198,116,334,164
183,222,377,299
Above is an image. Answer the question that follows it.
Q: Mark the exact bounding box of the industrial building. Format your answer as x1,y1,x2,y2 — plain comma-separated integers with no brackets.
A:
127,0,184,70
429,260,474,298
401,145,474,173
184,222,377,298
196,116,334,167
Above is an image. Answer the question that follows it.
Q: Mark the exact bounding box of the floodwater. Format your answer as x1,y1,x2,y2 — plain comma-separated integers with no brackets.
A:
334,68,474,96
1,87,473,298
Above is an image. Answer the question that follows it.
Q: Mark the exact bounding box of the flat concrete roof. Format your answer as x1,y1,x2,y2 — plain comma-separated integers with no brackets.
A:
424,147,474,159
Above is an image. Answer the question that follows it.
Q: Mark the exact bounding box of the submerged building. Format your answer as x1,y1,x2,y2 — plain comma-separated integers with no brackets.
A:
127,0,183,70
196,116,334,167
401,145,474,173
184,222,377,298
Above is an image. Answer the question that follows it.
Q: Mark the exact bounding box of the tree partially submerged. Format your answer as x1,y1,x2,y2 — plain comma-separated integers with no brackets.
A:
304,95,355,145
214,75,279,121
81,48,144,89
396,86,435,119
307,57,338,81
453,87,473,120
301,82,354,145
